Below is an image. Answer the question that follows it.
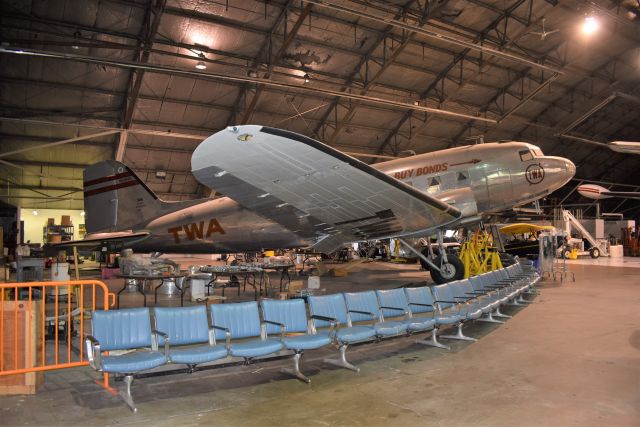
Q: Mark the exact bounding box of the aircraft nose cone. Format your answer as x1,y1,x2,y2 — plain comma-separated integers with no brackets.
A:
564,158,576,177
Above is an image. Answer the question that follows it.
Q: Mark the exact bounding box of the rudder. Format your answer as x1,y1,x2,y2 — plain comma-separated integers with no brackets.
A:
83,161,162,233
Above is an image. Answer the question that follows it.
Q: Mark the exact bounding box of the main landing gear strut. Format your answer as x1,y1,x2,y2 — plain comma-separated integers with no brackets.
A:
399,231,465,284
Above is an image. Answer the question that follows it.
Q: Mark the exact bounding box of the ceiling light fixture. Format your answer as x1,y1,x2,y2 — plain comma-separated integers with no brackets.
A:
581,15,599,35
71,30,81,50
195,53,207,70
32,209,38,216
303,73,310,83
80,211,86,217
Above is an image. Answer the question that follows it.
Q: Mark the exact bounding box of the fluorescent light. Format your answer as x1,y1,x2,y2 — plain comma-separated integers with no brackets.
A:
32,210,38,216
582,15,599,35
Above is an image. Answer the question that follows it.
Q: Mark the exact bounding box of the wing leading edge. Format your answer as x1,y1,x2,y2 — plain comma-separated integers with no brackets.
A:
191,125,460,253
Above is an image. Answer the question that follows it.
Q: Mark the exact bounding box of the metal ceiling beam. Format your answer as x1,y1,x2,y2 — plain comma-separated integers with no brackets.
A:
239,1,310,125
375,0,530,156
3,12,616,103
0,130,120,158
115,0,167,162
304,0,563,74
0,47,497,123
322,0,444,146
226,0,294,126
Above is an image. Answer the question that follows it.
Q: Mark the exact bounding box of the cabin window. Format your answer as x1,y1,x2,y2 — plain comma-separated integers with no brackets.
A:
427,176,441,194
519,150,533,161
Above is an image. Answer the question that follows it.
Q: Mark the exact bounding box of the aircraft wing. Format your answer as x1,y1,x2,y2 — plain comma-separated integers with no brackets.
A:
601,191,640,199
192,126,461,253
46,231,151,250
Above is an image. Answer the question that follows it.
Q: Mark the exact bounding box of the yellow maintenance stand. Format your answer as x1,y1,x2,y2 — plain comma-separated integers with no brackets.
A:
459,230,503,278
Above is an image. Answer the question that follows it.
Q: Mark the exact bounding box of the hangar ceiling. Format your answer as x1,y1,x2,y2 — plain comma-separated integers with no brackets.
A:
1,0,639,218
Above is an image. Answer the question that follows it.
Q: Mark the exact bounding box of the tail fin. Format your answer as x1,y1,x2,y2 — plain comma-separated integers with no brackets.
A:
83,161,165,233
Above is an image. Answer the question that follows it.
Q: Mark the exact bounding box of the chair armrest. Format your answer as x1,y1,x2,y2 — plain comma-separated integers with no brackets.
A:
310,314,338,325
453,296,474,301
435,300,461,304
152,329,170,358
85,335,102,370
212,324,231,350
309,315,338,339
348,309,375,317
262,320,286,340
408,302,433,307
379,305,407,313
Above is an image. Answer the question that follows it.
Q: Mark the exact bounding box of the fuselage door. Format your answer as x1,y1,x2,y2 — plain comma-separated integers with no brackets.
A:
486,168,514,210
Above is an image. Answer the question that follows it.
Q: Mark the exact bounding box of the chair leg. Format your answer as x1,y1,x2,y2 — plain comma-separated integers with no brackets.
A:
493,307,512,319
323,344,360,373
416,327,450,350
440,322,477,342
476,311,504,324
281,352,311,383
120,375,137,413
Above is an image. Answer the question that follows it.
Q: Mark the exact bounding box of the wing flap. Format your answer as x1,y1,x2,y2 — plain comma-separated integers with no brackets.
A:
192,126,460,251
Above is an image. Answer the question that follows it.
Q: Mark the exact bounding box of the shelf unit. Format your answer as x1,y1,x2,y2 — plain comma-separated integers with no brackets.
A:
43,225,74,243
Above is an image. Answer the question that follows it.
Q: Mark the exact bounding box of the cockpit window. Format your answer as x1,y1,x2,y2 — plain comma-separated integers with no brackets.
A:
519,150,533,161
532,148,543,157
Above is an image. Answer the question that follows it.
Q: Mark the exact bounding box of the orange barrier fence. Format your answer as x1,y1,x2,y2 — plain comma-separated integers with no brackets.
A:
0,280,114,382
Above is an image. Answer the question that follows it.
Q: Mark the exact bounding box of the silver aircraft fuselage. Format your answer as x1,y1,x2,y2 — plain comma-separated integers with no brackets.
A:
122,141,574,253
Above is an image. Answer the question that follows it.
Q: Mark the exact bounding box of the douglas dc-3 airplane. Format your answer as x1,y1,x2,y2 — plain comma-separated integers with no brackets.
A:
60,125,575,283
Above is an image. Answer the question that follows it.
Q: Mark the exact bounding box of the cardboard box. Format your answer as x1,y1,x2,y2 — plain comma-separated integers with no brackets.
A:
287,280,305,294
332,268,348,277
46,218,55,226
0,301,44,395
60,215,72,226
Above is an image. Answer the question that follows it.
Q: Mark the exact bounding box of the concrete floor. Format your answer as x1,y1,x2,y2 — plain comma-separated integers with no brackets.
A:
1,262,639,426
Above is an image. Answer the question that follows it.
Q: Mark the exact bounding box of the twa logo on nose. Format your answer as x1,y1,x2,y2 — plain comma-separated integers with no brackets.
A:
525,164,545,185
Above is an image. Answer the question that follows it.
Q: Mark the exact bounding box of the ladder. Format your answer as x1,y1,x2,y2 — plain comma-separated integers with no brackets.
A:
561,210,609,256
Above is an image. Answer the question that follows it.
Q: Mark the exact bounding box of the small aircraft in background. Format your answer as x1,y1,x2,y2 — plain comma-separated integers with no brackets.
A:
577,184,640,200
52,125,575,283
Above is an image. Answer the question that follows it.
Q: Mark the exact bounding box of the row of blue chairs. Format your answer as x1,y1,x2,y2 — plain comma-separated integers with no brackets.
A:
85,261,539,412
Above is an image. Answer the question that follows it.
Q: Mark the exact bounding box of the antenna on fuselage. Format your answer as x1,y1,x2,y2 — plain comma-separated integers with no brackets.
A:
465,135,485,144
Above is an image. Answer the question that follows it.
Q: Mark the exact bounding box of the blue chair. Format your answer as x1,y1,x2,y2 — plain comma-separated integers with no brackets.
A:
469,273,510,320
210,301,283,364
85,307,169,412
375,288,442,347
343,291,408,338
308,293,376,372
452,279,503,324
153,306,228,372
431,282,480,342
261,299,334,383
404,286,460,350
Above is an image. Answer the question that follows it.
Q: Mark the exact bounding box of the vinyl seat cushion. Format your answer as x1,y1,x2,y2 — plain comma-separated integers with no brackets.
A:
282,331,332,350
101,351,166,373
336,326,376,343
169,344,228,364
229,338,283,358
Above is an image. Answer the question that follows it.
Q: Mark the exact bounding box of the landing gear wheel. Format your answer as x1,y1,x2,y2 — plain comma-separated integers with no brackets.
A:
589,247,600,259
562,249,572,259
430,254,464,284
